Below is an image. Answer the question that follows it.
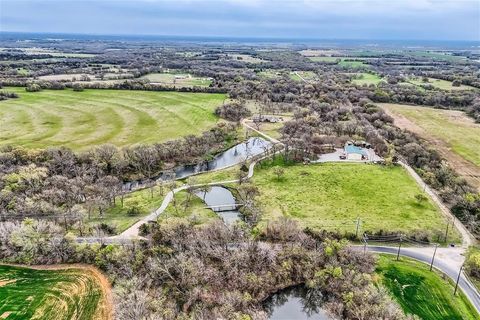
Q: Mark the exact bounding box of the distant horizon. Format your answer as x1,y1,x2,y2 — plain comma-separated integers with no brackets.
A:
1,31,479,49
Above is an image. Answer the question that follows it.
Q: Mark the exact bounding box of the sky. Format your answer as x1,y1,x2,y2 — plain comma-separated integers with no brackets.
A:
1,0,479,41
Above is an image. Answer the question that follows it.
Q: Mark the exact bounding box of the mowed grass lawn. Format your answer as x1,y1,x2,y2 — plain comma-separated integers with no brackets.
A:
88,186,166,234
380,103,480,168
408,77,476,91
0,265,106,320
376,255,479,320
352,73,384,86
0,87,225,150
254,162,454,238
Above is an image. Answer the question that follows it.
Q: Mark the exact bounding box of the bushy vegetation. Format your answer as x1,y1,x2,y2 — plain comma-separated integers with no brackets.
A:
465,247,480,286
215,101,252,122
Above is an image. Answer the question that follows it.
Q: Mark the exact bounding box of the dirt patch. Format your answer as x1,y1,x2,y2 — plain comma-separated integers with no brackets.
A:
0,280,16,287
1,263,112,320
0,312,12,319
383,108,480,191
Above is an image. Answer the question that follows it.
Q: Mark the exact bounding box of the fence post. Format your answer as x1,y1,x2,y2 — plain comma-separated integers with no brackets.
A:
396,235,403,261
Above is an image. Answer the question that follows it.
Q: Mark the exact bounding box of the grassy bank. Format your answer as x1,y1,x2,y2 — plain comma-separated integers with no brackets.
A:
376,255,479,320
0,87,225,150
160,190,219,225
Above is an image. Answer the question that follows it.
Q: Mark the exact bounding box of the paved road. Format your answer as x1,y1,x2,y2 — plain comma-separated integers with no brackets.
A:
366,245,480,312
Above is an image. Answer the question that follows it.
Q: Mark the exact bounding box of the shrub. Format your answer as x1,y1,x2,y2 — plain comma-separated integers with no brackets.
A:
215,101,251,122
127,206,141,216
25,83,42,92
465,247,480,279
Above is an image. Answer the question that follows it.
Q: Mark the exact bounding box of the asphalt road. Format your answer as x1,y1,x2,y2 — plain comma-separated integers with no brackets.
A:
366,245,480,313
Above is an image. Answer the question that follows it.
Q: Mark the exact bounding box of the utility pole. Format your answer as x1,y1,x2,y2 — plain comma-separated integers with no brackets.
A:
396,235,403,261
454,264,464,296
429,244,438,271
355,217,361,238
444,220,451,243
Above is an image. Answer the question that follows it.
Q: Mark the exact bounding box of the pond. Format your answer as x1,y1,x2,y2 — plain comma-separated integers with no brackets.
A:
124,137,271,190
168,136,271,180
264,286,330,320
194,186,241,225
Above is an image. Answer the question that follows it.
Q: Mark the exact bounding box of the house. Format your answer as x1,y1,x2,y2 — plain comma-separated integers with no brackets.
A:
345,145,368,160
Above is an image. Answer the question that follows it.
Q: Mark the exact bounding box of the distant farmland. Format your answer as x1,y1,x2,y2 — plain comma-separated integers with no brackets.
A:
0,88,225,151
380,103,480,190
139,73,212,87
0,264,110,320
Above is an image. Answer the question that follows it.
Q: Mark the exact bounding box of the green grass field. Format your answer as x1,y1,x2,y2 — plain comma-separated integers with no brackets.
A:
352,73,383,85
338,60,368,68
376,255,479,320
308,56,345,62
160,190,218,225
89,186,166,233
379,104,480,169
139,73,212,87
408,77,475,91
289,71,317,82
253,161,456,239
0,265,106,320
0,87,225,150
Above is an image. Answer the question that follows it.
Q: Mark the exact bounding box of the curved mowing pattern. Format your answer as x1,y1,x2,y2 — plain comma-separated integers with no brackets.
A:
0,265,107,320
0,88,225,151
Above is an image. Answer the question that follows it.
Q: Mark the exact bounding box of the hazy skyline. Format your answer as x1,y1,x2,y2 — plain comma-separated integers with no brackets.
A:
1,0,479,41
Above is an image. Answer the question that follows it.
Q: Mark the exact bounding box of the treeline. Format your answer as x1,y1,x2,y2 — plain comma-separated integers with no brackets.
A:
0,79,228,94
0,218,408,319
367,83,476,109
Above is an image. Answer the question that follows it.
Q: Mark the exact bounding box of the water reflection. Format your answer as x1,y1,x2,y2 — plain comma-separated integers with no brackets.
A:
194,186,240,225
170,136,271,180
264,286,329,320
124,137,270,190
